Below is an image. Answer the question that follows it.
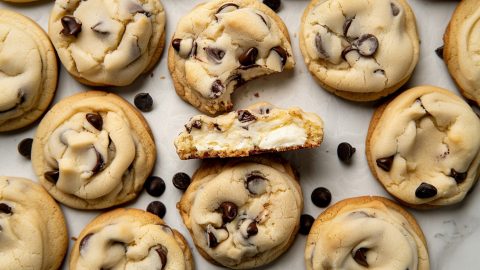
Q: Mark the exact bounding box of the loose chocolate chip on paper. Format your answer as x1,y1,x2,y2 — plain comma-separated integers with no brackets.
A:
147,201,167,218
86,113,103,130
435,46,444,59
17,138,33,159
134,93,153,112
172,172,191,190
299,214,315,235
337,142,356,163
415,182,437,198
61,16,82,37
311,187,332,208
144,176,166,197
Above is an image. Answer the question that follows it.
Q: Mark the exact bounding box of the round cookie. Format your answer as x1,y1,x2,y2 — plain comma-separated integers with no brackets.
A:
69,208,194,269
444,0,480,105
299,0,420,101
366,86,480,208
305,196,429,270
0,10,58,132
48,0,166,86
31,91,156,209
168,0,295,115
178,155,303,269
0,176,68,270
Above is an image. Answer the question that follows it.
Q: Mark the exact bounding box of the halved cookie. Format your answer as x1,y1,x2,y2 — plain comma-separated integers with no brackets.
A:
299,0,419,101
0,176,68,270
305,196,429,270
366,86,480,208
178,156,303,269
168,0,295,115
174,102,324,159
31,91,156,209
48,0,166,86
70,208,194,269
0,10,58,132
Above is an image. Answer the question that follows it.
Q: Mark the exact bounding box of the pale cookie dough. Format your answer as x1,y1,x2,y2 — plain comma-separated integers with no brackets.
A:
48,0,166,86
70,208,194,270
0,176,68,270
31,91,156,209
168,0,295,115
305,196,429,270
0,10,58,132
175,102,324,159
178,156,303,269
444,0,480,105
366,86,480,208
300,0,420,101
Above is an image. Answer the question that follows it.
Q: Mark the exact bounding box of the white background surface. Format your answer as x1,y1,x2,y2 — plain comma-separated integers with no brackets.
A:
0,0,476,269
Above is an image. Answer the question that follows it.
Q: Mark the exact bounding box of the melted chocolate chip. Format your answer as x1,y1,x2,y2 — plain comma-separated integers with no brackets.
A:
213,123,222,131
185,120,202,133
237,110,257,123
91,22,109,35
205,47,225,63
172,38,182,52
376,156,394,172
210,80,225,99
435,45,444,59
0,203,12,214
450,169,467,184
353,248,369,267
134,93,153,112
311,187,331,208
263,0,281,12
374,69,386,75
219,202,238,223
79,233,93,253
61,16,82,37
245,171,267,195
86,113,103,130
341,45,357,60
206,229,218,248
246,221,258,237
415,182,437,198
271,46,287,66
239,47,258,66
299,214,315,235
337,142,356,163
216,3,239,14
44,170,60,184
391,2,400,16
144,176,166,197
353,34,379,56
315,34,329,59
155,245,168,269
18,138,33,159
172,172,191,190
91,149,104,174
343,17,354,36
147,201,167,218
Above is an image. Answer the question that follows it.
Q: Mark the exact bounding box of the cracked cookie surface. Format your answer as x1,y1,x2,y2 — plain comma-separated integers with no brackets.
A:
168,0,295,115
0,176,68,270
305,196,429,270
366,86,480,208
0,10,58,132
444,0,480,105
70,208,194,270
175,102,324,159
178,156,302,269
48,0,165,86
31,91,156,209
300,0,419,101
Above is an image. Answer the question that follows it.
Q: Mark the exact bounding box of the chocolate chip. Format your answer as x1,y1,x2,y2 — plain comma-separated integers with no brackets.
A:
353,34,378,56
134,93,153,112
343,17,353,36
213,123,222,131
185,120,202,133
79,233,93,253
155,245,168,269
60,16,82,37
210,80,225,99
435,45,444,59
353,248,369,267
376,156,394,172
237,110,257,123
415,182,437,198
44,170,60,184
0,203,12,214
374,69,386,75
299,214,315,235
144,176,166,197
216,3,239,14
17,138,33,159
172,38,182,52
311,187,331,208
450,169,467,184
86,113,103,130
239,47,258,66
219,202,238,223
257,13,270,28
147,201,167,218
337,142,356,163
172,172,191,191
271,46,287,66
263,0,281,12
245,171,267,195
391,2,400,16
90,22,109,35
205,47,225,63
341,45,357,60
315,34,329,59
246,221,258,237
206,228,218,248
91,149,104,174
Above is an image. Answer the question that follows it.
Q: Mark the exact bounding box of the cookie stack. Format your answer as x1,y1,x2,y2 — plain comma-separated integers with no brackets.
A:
0,0,479,269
